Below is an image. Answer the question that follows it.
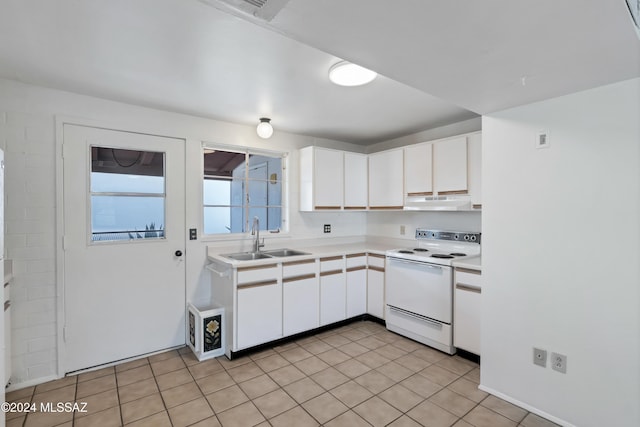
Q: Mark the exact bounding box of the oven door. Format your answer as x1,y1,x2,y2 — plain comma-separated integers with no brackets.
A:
385,256,452,324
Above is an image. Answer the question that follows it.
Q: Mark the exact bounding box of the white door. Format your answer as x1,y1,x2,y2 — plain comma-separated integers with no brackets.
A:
62,124,186,373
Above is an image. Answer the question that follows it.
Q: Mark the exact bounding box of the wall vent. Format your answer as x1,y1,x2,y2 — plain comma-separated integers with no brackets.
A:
199,0,290,22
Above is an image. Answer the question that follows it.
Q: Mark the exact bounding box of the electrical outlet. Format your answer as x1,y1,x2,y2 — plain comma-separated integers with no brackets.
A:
533,347,547,367
400,225,406,235
551,352,567,373
323,224,331,233
536,130,550,149
189,228,197,240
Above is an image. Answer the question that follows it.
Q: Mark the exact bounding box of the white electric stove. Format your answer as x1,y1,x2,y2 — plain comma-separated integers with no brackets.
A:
385,229,481,354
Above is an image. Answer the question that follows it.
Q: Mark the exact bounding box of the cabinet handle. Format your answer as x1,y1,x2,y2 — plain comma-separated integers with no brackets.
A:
407,191,433,196
456,283,481,293
238,279,278,289
368,253,385,259
437,190,468,195
369,206,403,210
368,266,385,273
283,274,316,283
346,253,367,258
456,267,481,275
283,259,315,266
320,256,343,262
315,206,341,210
344,206,366,210
472,204,482,209
346,266,367,272
320,269,343,277
237,264,278,272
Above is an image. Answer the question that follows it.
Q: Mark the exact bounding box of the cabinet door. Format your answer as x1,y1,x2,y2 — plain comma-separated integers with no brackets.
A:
283,275,319,336
320,271,346,326
454,269,481,355
467,133,482,209
368,150,404,208
346,267,367,317
344,152,368,209
367,267,385,319
314,148,344,209
404,144,433,196
237,281,282,349
433,136,468,194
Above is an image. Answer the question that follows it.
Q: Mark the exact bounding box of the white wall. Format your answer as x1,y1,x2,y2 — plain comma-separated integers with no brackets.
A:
0,78,367,387
481,78,640,427
367,117,481,153
366,211,481,241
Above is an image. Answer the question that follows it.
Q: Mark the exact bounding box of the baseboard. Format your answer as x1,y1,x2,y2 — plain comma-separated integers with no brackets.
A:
5,374,59,393
478,384,574,427
229,314,384,359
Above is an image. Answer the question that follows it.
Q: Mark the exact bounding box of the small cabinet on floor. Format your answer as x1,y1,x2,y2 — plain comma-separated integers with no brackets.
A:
454,267,482,355
236,264,282,349
283,259,319,336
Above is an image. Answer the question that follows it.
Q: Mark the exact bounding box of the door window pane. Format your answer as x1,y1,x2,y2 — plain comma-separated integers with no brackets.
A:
91,147,166,242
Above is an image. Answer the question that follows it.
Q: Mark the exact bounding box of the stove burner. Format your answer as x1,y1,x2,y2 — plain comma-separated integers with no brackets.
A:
450,253,466,256
413,248,429,252
398,250,414,254
431,254,454,259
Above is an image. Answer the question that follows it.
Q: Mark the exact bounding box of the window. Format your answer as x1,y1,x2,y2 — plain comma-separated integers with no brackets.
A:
203,147,285,235
90,147,165,242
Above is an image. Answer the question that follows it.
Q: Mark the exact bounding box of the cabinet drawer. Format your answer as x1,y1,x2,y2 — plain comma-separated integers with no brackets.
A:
283,259,316,278
367,253,385,269
346,253,367,268
320,256,344,272
237,264,279,284
455,269,482,289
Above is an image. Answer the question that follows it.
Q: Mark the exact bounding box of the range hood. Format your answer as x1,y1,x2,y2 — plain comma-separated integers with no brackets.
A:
403,195,473,211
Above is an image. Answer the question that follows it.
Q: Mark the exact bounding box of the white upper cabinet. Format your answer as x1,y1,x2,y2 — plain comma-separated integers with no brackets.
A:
299,146,344,211
433,136,468,194
344,152,368,209
467,132,482,209
404,143,433,196
368,149,404,209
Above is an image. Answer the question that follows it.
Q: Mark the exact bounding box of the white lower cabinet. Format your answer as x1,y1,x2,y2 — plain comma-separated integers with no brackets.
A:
236,268,282,349
346,266,367,317
320,270,346,326
283,260,319,336
367,254,385,319
453,268,482,355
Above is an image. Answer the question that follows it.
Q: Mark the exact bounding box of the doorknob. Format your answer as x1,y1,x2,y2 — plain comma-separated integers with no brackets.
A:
175,250,183,257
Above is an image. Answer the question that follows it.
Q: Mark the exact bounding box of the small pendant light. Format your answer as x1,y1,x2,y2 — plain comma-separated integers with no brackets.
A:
256,118,273,139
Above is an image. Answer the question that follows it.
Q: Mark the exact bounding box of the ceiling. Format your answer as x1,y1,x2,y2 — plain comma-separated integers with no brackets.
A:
0,0,638,145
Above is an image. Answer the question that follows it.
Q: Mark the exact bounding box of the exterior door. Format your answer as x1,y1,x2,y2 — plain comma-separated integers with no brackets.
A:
62,124,185,373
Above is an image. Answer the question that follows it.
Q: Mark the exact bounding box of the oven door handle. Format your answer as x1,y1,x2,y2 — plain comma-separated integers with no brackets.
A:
386,256,444,271
387,305,445,327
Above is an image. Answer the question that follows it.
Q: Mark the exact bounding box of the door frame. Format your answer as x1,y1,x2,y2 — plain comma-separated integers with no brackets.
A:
54,115,187,377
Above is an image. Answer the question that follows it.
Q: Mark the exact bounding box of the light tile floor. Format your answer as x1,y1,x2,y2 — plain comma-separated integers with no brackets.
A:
5,321,560,427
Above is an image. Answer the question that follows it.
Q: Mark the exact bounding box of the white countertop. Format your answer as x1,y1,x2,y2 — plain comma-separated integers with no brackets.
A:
452,256,482,271
207,240,398,268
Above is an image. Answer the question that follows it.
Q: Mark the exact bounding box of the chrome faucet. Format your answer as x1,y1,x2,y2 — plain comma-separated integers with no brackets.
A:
251,216,264,253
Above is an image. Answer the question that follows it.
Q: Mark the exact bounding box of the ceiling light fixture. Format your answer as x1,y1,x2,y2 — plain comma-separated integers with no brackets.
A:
328,61,377,86
256,117,273,139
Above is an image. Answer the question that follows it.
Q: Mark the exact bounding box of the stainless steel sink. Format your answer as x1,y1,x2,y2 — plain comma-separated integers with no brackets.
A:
222,252,274,261
262,249,310,257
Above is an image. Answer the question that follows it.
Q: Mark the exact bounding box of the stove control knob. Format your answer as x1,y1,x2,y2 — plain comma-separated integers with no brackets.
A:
470,235,477,242
463,234,469,240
